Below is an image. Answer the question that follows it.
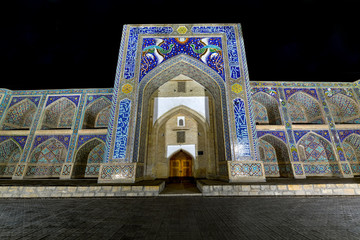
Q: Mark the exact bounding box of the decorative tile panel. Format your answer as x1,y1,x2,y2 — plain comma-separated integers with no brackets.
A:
233,98,251,158
113,99,131,159
140,37,224,81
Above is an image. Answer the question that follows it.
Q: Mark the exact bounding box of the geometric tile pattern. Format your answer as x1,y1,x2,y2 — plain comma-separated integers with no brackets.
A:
253,101,268,123
259,139,280,177
100,164,135,180
298,133,336,162
257,131,287,143
288,92,324,124
77,135,107,150
32,135,71,150
252,92,281,125
284,88,318,100
42,97,76,129
29,138,67,164
327,93,360,123
2,98,37,129
82,97,111,129
342,135,360,174
0,139,22,177
45,95,80,107
251,87,279,102
303,164,340,175
258,139,277,163
88,143,105,164
74,137,105,178
337,130,360,142
229,162,263,177
85,94,112,107
313,130,331,143
293,130,310,143
0,136,27,149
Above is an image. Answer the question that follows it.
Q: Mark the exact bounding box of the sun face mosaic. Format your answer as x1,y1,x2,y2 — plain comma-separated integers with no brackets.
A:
140,37,224,81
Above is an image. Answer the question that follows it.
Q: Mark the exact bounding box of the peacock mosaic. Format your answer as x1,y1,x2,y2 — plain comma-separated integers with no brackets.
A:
0,23,359,183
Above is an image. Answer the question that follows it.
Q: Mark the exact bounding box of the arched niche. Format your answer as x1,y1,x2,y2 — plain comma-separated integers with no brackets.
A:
82,97,111,129
259,134,292,177
27,138,67,178
74,138,105,178
252,92,282,125
297,132,339,177
0,139,22,178
146,103,214,179
342,134,360,175
327,93,360,123
41,97,76,130
133,55,230,179
2,99,36,130
288,92,325,124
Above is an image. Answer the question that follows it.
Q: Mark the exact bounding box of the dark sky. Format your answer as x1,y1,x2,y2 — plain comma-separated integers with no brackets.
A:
2,0,360,90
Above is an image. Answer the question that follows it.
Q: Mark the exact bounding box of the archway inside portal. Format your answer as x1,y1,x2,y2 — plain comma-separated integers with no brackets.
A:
134,55,229,181
144,72,218,178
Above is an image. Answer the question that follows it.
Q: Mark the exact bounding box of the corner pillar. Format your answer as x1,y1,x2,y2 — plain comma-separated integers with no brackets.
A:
319,89,353,178
278,87,306,179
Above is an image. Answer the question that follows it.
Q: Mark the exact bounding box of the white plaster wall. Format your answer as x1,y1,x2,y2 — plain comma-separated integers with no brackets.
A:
153,97,209,124
167,144,196,159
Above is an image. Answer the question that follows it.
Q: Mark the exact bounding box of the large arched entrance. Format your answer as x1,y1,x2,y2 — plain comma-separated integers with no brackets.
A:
144,75,216,180
134,55,230,181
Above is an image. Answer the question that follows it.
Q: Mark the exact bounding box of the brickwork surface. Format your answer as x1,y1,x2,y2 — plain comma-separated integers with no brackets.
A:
198,179,360,196
1,196,360,239
0,180,165,198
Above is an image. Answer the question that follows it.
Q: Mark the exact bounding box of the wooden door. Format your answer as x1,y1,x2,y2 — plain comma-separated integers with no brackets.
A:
170,151,192,177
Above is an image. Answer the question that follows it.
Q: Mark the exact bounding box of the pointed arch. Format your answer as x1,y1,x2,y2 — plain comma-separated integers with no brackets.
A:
154,105,207,128
0,139,22,177
327,93,360,123
74,138,105,178
26,137,67,178
259,134,292,177
287,92,325,124
41,97,76,130
29,138,67,164
2,98,36,130
134,54,230,169
252,92,282,125
83,97,111,129
297,132,339,176
342,133,360,175
145,104,213,179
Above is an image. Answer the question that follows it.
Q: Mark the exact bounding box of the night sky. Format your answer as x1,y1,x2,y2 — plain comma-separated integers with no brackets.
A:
2,0,360,90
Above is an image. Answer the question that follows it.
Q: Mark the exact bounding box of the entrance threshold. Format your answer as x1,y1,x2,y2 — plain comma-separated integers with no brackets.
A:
159,178,202,196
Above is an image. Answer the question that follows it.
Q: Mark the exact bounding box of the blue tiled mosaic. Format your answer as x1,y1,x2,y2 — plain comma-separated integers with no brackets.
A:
45,95,80,107
140,37,224,81
0,136,28,149
233,98,251,157
124,26,173,80
192,25,241,79
113,99,131,159
9,96,41,108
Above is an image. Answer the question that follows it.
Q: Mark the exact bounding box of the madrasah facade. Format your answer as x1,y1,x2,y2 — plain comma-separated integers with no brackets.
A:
1,23,360,183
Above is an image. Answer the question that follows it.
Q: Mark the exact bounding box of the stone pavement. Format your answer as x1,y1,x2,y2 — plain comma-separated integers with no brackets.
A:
2,178,360,197
1,196,360,240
